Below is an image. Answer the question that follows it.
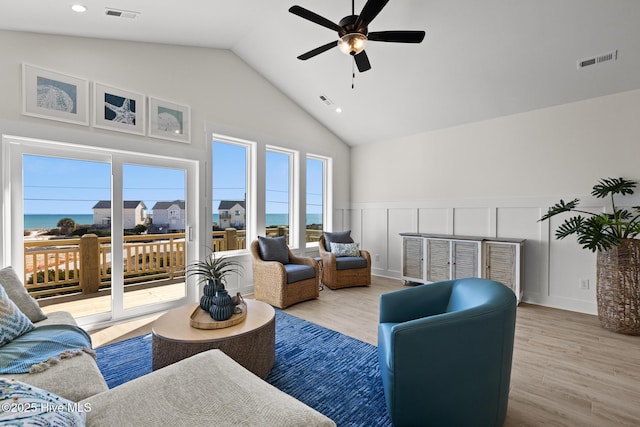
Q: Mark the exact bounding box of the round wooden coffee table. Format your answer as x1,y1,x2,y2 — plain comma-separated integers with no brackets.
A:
151,299,275,379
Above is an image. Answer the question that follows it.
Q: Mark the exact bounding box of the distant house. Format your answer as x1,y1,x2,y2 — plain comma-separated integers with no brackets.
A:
92,200,147,229
152,200,186,232
218,200,246,229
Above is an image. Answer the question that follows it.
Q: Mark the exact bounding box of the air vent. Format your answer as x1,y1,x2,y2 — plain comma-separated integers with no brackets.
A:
319,95,334,106
105,8,139,19
577,50,618,69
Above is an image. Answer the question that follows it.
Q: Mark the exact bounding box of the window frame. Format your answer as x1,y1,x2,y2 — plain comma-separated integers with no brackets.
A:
210,134,256,254
305,154,331,248
265,145,296,247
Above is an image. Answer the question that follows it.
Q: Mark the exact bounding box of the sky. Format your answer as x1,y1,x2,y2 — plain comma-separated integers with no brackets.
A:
23,155,184,214
22,141,324,217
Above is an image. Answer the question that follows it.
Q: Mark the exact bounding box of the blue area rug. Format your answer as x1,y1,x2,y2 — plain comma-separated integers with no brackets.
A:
95,310,390,426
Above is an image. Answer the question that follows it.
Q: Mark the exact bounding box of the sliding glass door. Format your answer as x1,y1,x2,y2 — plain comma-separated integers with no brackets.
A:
121,163,187,311
22,154,113,318
6,138,196,326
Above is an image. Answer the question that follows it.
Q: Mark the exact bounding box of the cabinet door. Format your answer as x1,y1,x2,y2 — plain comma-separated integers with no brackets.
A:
427,239,450,282
485,242,517,291
452,241,480,279
402,237,424,281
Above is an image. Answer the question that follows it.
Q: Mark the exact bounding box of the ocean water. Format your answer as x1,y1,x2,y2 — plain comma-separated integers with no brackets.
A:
24,213,323,230
24,214,94,230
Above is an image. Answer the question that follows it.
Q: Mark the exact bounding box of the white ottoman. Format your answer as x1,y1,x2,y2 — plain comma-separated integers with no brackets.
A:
81,349,335,427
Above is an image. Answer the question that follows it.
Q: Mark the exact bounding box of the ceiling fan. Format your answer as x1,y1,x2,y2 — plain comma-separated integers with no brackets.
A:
289,0,425,73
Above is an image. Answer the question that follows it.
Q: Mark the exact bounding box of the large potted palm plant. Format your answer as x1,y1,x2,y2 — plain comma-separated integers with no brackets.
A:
539,177,640,334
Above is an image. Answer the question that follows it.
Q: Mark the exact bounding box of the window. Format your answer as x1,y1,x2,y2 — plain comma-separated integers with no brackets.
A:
212,138,252,252
306,155,327,245
266,148,293,245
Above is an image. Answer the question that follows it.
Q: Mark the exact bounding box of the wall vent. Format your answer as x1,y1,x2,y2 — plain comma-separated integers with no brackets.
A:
577,50,618,69
105,8,140,19
319,95,334,106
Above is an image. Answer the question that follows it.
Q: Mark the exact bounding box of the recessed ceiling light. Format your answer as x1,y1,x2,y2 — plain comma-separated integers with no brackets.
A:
71,4,87,13
335,107,342,113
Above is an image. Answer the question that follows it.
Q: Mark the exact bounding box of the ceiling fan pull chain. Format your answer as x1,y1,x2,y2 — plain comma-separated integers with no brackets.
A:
352,58,356,89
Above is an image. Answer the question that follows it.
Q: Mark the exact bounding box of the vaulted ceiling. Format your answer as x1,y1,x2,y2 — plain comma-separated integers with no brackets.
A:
2,0,640,146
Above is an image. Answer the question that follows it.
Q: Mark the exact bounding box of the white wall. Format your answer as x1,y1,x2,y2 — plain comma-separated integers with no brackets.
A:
351,89,640,314
0,30,350,293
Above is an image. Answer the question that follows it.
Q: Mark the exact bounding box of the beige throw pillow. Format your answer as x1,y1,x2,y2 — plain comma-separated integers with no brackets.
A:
0,266,47,323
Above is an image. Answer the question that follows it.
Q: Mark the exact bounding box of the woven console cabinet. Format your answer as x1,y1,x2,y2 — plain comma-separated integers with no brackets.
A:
597,238,640,335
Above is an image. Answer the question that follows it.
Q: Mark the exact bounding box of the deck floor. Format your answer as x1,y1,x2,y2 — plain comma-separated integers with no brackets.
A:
41,283,185,318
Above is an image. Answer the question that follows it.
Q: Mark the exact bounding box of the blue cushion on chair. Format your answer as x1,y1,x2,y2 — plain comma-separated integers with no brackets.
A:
258,236,289,264
335,256,367,270
284,264,316,284
323,230,351,252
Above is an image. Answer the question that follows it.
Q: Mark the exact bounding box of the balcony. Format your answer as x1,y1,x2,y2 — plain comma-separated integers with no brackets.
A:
26,227,323,318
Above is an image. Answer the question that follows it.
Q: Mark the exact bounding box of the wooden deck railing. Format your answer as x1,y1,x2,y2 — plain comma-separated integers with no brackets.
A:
24,227,323,300
24,239,82,298
24,233,186,299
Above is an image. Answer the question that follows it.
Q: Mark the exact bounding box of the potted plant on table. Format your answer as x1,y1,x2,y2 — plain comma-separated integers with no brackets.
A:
186,248,243,321
539,177,640,334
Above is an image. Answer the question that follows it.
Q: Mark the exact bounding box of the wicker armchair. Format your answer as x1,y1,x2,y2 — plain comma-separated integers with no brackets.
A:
319,236,371,289
250,239,320,309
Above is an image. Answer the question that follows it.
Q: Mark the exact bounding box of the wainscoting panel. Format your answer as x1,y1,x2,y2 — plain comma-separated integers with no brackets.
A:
496,207,541,239
362,208,389,273
418,208,451,234
350,209,363,246
547,208,599,309
453,207,491,236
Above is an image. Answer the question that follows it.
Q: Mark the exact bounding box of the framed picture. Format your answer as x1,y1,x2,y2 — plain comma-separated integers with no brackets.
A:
94,83,145,135
148,97,191,143
22,64,89,126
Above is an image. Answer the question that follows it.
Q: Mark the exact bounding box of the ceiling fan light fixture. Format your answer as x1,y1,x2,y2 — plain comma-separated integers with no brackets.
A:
338,33,367,56
71,4,87,13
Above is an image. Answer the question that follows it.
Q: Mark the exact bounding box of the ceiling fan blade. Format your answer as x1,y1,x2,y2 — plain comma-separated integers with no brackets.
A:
355,0,389,32
354,50,372,72
297,41,339,60
368,30,426,43
289,5,345,35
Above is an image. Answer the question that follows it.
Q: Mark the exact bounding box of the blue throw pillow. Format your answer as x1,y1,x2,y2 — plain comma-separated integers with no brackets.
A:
323,230,351,252
258,236,289,264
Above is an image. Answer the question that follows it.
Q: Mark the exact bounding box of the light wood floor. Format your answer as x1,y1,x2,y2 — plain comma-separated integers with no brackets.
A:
89,276,640,426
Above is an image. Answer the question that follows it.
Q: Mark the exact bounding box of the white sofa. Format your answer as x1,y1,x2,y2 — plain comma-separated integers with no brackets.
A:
5,310,110,402
0,267,335,426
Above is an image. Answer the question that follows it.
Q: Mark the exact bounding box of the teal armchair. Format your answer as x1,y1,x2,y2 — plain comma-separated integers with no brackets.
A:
378,278,517,426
